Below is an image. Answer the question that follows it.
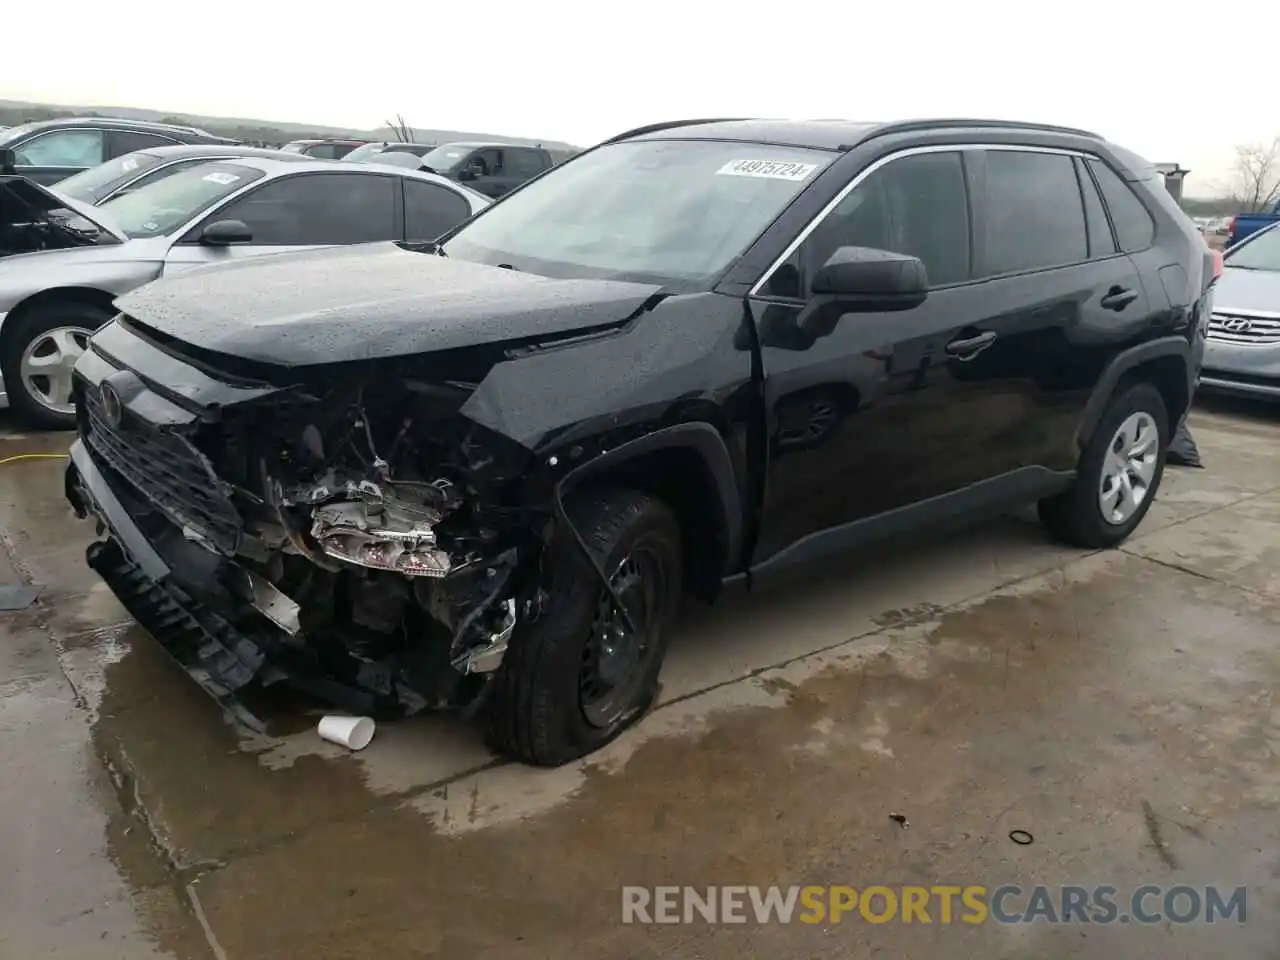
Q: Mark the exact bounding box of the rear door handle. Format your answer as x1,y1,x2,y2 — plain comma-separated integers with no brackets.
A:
1100,286,1139,311
945,331,997,359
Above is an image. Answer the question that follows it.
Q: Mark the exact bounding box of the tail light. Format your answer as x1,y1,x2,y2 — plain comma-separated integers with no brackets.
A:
1211,249,1224,281
1227,216,1237,244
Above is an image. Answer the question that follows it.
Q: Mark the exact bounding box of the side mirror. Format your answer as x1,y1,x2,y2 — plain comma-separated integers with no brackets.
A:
457,167,476,182
811,246,928,312
199,219,253,246
0,148,15,174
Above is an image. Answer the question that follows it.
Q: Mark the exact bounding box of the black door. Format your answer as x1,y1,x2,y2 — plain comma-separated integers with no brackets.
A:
751,148,1030,561
956,149,1152,475
10,128,107,185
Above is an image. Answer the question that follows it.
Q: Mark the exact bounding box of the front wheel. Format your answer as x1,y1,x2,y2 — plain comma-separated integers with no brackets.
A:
1,301,112,430
485,489,683,766
1039,382,1169,549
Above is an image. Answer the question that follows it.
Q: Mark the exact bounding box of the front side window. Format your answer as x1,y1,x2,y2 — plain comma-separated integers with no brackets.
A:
202,172,398,245
99,162,266,238
765,150,971,298
1226,224,1280,271
1089,159,1156,253
13,129,105,168
441,139,834,288
55,151,166,203
983,150,1087,276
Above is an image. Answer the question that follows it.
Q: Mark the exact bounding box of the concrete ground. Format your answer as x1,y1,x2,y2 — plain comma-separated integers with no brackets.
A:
2,397,1278,959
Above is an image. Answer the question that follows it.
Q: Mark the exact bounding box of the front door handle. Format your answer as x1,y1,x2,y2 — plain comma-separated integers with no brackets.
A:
945,330,997,359
1100,286,1139,311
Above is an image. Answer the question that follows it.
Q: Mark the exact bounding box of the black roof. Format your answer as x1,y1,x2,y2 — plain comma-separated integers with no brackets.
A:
610,117,1104,151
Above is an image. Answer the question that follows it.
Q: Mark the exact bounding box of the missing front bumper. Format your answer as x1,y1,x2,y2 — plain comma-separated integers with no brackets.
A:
67,440,389,728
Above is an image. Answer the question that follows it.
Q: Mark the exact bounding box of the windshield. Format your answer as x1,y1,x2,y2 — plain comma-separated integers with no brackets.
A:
344,143,390,163
1227,224,1280,271
56,151,165,203
280,142,309,154
441,139,833,287
420,145,472,172
98,162,265,238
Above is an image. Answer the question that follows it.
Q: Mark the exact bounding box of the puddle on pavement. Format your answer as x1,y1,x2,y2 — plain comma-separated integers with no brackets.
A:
82,549,1280,958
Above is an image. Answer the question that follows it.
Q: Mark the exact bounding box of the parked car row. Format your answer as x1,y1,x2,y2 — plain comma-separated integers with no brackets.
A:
0,150,489,427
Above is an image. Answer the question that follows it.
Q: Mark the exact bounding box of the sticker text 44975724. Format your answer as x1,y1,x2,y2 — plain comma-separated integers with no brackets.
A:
716,159,819,182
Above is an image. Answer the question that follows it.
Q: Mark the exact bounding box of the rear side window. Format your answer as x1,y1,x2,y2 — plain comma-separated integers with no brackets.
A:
109,130,178,156
1088,159,1155,252
505,149,548,179
404,180,471,239
982,150,1087,275
1075,158,1116,257
209,172,398,245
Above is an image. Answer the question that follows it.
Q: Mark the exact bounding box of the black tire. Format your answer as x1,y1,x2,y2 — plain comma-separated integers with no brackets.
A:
1039,382,1169,548
485,488,683,767
1,301,112,430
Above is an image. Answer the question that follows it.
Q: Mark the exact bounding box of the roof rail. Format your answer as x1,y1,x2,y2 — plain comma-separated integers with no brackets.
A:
602,118,751,144
865,118,1103,141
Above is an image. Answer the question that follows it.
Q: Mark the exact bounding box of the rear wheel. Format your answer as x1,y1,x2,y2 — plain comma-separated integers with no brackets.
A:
485,489,683,766
1039,382,1168,548
1,301,112,430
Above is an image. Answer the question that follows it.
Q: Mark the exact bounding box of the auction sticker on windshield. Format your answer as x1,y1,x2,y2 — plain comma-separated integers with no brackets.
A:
203,172,240,185
716,159,818,181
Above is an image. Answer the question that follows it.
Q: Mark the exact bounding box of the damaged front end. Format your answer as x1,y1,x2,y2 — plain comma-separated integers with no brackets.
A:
68,360,552,729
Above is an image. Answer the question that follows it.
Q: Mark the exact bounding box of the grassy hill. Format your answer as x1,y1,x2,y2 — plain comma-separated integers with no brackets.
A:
0,99,582,156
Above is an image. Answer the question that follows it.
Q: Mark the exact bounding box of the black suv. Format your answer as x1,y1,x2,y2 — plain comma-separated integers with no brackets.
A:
0,117,239,185
65,118,1215,766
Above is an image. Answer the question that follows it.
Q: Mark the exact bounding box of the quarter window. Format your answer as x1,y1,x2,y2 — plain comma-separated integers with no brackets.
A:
208,172,399,245
13,129,105,168
767,150,971,297
404,180,471,240
982,150,1087,275
1088,159,1156,252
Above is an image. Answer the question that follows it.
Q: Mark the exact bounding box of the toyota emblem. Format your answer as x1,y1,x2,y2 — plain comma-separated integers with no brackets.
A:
100,382,123,427
1222,317,1253,333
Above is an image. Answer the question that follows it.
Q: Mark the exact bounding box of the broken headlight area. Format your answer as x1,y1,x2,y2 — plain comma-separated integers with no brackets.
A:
163,376,549,718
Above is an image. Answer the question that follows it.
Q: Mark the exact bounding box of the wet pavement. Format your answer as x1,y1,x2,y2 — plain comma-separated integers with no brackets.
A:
2,397,1279,959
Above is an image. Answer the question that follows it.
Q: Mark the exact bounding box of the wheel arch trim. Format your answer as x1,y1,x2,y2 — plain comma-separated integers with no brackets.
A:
554,421,744,577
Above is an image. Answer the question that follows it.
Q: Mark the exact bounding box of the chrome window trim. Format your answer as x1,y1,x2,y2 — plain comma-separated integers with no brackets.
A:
748,142,1093,298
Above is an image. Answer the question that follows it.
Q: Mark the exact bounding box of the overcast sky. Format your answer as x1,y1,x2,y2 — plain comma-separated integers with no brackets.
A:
6,0,1273,197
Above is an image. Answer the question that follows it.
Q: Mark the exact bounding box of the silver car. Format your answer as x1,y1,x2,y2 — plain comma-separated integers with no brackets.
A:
1199,222,1280,401
0,157,489,428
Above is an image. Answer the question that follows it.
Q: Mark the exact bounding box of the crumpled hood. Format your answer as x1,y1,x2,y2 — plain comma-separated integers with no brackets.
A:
115,242,663,367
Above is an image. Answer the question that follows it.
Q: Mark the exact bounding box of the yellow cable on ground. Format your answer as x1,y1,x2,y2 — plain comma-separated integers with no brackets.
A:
0,453,70,466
